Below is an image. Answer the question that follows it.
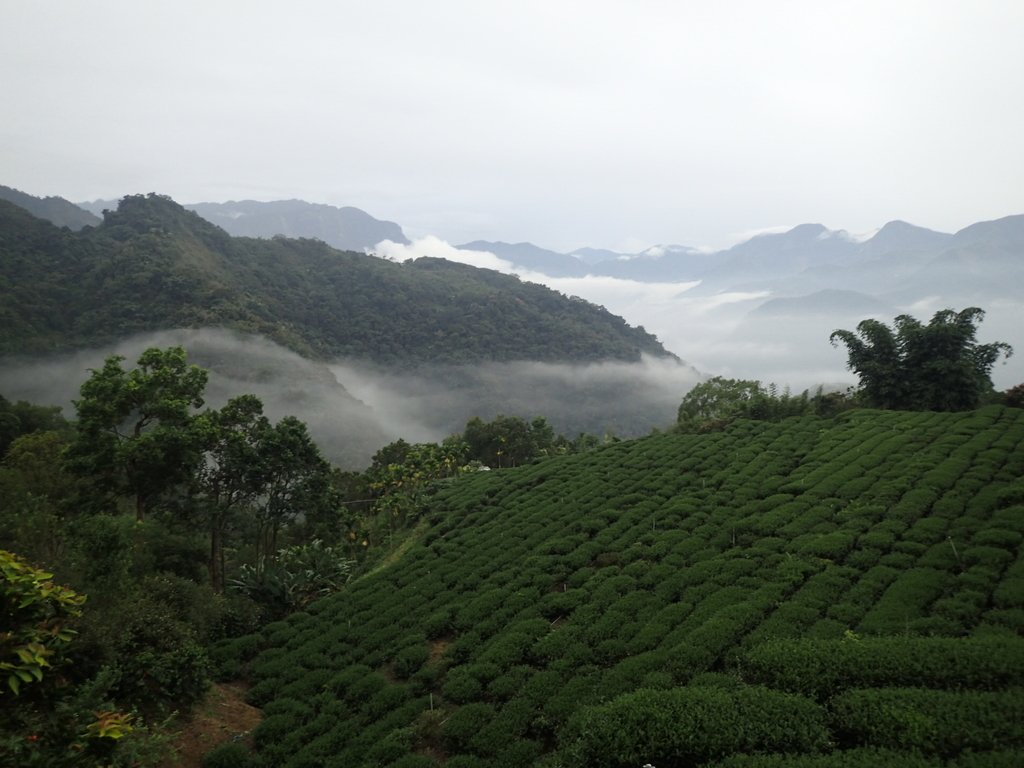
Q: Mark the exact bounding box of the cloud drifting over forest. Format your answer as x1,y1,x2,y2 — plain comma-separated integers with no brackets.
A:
0,329,702,469
372,234,1024,392
373,236,859,391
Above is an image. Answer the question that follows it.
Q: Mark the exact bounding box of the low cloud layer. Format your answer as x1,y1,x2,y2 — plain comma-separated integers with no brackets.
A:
372,236,1023,393
373,237,516,273
371,236,858,391
0,329,701,470
332,354,702,443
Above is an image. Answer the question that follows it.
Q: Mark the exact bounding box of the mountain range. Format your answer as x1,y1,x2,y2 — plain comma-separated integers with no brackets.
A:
3,185,1021,434
77,196,408,253
461,216,1022,298
25,186,1023,312
0,190,698,465
0,184,101,231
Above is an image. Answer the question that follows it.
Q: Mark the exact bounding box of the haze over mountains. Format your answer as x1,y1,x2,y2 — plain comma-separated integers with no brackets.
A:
0,189,702,466
3,185,1021,460
77,196,408,253
412,213,1024,391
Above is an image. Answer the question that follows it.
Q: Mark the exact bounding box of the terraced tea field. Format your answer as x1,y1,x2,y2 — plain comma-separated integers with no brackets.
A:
238,406,1024,767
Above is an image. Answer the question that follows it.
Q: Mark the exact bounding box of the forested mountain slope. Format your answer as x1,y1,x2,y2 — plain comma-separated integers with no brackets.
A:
0,194,671,364
0,184,101,230
186,199,410,252
240,406,1024,767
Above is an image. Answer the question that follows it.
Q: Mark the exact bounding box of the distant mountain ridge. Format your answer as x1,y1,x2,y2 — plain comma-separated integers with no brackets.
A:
67,190,1021,296
454,216,1018,285
0,185,100,230
78,196,409,252
186,199,409,252
0,192,695,460
0,193,672,365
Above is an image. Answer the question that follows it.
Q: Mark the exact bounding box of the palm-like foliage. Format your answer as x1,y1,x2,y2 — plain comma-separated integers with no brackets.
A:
830,307,1012,410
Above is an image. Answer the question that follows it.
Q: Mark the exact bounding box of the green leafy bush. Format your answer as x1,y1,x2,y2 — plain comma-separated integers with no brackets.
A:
201,742,253,768
561,686,829,767
829,688,1024,756
710,748,943,766
742,637,1024,698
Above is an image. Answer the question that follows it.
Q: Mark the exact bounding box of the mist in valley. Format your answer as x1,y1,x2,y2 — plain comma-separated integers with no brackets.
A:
375,235,1024,394
0,328,703,470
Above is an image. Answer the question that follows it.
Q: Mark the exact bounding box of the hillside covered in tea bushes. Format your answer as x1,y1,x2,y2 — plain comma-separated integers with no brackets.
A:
231,406,1024,767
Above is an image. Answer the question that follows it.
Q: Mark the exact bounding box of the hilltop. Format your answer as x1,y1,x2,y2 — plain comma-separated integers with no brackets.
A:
0,192,694,455
0,184,101,230
77,197,410,252
237,406,1024,767
0,193,672,365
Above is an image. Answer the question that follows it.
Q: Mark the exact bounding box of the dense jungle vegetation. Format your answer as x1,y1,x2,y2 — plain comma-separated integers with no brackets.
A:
0,194,669,364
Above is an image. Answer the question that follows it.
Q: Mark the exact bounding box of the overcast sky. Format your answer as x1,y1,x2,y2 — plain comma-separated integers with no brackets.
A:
3,1,1022,252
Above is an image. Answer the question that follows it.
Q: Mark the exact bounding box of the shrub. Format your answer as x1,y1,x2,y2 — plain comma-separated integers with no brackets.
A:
386,755,439,768
394,643,430,679
742,637,1024,698
829,688,1024,756
442,702,495,754
201,742,253,768
710,748,943,767
441,667,484,704
560,685,829,767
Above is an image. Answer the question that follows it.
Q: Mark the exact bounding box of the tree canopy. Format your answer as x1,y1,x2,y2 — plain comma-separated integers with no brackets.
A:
65,346,208,520
677,377,763,429
0,194,671,364
830,307,1012,411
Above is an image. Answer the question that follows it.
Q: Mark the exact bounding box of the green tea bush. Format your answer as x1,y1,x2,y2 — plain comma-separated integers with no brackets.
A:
710,748,942,767
858,568,950,634
798,532,856,560
829,687,1024,756
200,743,253,768
954,750,1024,768
741,637,1024,697
442,702,495,754
560,685,829,767
536,588,586,618
441,666,485,703
363,684,411,720
240,408,1024,765
394,643,430,679
487,665,532,701
386,755,439,768
253,713,299,750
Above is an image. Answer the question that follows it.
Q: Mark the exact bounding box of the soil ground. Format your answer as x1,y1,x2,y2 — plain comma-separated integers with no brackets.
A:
161,682,261,767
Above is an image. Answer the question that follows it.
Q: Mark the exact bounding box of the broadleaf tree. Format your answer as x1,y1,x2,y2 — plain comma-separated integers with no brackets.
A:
66,346,207,520
677,377,763,430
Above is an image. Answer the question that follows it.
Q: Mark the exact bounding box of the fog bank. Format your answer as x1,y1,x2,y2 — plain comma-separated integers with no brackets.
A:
0,329,702,469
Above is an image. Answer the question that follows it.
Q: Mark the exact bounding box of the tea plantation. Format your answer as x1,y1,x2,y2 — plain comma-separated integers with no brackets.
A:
237,406,1024,767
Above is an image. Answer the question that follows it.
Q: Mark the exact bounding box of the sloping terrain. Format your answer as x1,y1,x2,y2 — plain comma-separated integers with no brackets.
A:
186,199,410,251
0,184,101,230
240,406,1024,767
0,194,671,364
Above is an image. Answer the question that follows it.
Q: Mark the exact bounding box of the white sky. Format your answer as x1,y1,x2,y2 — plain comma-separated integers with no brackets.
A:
2,1,1023,252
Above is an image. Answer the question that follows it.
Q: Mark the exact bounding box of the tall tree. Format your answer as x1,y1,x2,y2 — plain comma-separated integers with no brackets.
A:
462,415,557,467
193,399,334,590
66,347,207,520
193,394,269,592
255,415,334,565
830,307,1012,411
677,377,763,430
